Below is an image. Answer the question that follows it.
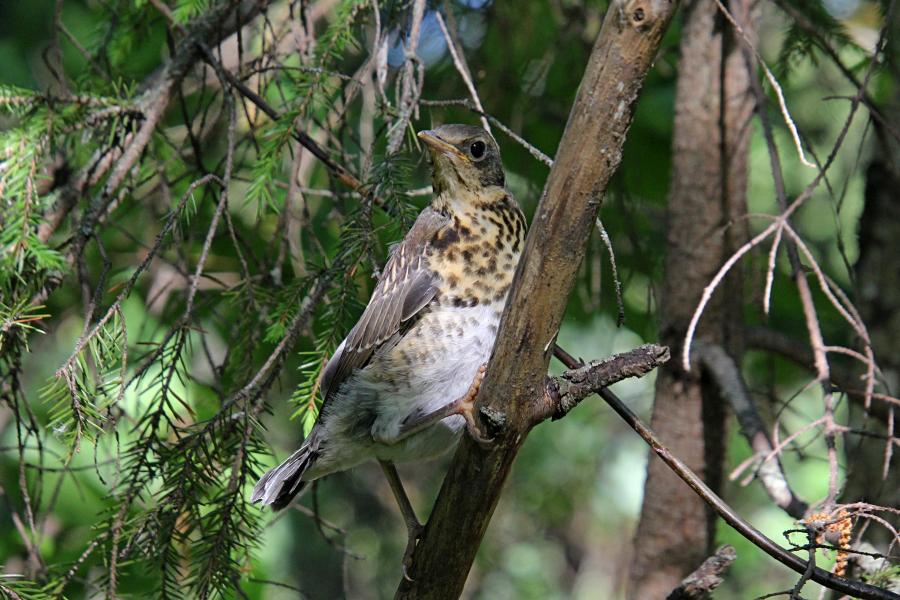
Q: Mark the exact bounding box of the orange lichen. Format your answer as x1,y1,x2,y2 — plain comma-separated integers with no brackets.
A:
805,509,852,577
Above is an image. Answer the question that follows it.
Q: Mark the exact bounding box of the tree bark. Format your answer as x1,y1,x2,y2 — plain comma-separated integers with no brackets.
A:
841,41,900,542
628,1,754,596
394,1,680,597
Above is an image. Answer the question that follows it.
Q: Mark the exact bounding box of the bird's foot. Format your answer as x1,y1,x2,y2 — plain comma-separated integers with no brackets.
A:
457,363,493,445
383,364,493,447
401,521,424,582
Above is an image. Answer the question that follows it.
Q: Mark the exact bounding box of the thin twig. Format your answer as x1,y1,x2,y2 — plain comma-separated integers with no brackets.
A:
596,217,625,326
421,98,554,166
386,0,426,154
713,0,815,168
434,11,490,133
682,30,876,371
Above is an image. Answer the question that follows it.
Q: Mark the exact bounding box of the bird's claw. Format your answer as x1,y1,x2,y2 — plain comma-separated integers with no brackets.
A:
401,521,424,582
458,364,493,445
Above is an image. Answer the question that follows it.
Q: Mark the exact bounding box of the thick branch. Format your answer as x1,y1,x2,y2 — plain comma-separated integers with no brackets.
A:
395,1,681,597
543,344,670,420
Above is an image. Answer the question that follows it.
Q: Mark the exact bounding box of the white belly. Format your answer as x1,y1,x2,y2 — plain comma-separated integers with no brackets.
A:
306,302,502,478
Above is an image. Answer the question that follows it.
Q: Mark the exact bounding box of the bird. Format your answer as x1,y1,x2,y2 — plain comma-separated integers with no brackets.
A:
251,123,526,571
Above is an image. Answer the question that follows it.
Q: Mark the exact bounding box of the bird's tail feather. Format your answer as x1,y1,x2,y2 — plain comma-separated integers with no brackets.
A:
251,436,319,510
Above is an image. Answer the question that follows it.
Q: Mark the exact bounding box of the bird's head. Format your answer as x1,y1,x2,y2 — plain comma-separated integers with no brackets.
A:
418,124,505,202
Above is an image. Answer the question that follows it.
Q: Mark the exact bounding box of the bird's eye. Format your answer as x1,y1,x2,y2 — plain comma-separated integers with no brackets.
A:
469,140,486,159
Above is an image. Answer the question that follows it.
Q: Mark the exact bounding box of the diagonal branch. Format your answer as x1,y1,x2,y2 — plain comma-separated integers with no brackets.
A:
197,43,365,192
695,343,809,519
434,11,490,133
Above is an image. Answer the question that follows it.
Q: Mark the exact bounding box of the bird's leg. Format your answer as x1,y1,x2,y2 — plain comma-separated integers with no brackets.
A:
452,363,491,444
379,460,422,581
380,364,492,445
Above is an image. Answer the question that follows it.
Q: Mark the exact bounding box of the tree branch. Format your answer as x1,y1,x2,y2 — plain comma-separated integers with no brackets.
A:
666,545,737,600
745,326,891,425
196,43,365,192
542,344,670,421
34,0,267,303
695,343,809,519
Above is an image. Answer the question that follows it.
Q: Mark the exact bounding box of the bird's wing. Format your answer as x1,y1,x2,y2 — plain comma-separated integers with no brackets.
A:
320,207,448,401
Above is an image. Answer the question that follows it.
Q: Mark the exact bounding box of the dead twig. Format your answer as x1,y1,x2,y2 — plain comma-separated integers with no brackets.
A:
543,344,669,421
434,11,490,133
666,545,737,600
696,343,808,519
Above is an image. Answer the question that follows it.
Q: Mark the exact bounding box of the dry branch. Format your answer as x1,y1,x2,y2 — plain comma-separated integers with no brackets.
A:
666,545,737,600
544,344,670,420
744,326,892,425
696,343,808,519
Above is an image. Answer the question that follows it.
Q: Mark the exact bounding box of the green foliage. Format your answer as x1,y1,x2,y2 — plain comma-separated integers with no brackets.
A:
0,301,49,354
42,309,127,449
245,108,302,213
288,208,372,430
369,153,419,229
173,0,211,24
775,0,856,78
0,84,41,115
865,564,900,589
317,0,369,63
0,575,56,600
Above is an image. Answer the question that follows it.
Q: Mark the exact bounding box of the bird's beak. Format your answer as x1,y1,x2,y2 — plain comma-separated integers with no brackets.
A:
417,130,469,161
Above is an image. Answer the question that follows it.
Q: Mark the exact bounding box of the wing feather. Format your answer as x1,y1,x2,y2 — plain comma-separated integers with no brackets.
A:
320,208,447,401
401,269,438,320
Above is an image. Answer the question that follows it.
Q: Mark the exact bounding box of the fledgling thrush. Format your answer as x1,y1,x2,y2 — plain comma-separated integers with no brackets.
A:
251,124,525,570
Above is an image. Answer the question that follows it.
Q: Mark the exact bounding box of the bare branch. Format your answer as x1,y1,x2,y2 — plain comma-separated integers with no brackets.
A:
543,344,669,421
666,545,737,600
434,11,490,133
712,0,815,168
420,98,554,166
386,0,426,154
696,343,808,519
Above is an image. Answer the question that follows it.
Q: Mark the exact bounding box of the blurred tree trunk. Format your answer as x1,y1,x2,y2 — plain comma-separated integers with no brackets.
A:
627,1,754,597
841,20,900,542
